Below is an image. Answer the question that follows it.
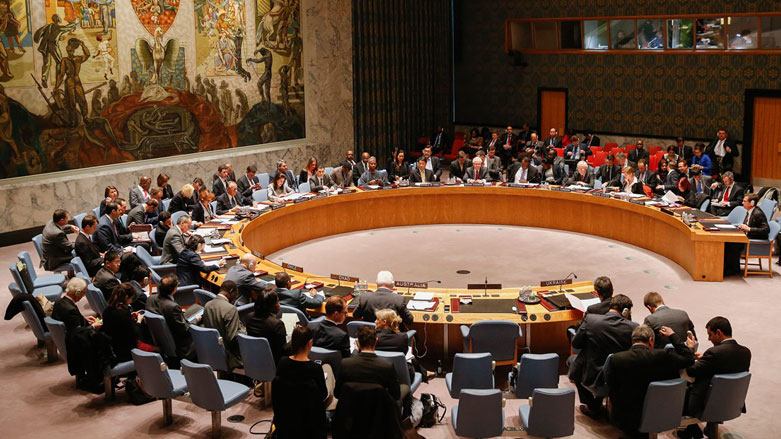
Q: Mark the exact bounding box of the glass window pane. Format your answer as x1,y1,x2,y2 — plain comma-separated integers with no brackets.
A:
583,20,608,50
696,18,725,49
510,22,533,50
760,17,781,49
534,21,558,49
560,21,582,49
668,19,694,49
727,17,758,49
637,19,664,49
610,19,635,49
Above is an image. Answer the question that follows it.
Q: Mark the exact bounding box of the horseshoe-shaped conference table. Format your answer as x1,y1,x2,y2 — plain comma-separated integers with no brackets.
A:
196,185,746,362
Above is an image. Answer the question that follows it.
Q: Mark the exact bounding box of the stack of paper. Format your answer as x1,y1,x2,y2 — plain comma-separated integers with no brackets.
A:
202,244,226,253
565,293,601,312
407,300,436,310
413,292,434,301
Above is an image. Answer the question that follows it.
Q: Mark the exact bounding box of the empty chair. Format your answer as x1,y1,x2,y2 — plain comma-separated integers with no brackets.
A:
44,317,67,360
741,221,781,277
103,359,136,401
299,182,311,193
136,245,166,268
237,303,254,323
461,320,522,366
162,199,172,212
21,301,57,362
638,378,687,439
446,352,494,399
723,206,747,224
258,173,270,189
210,201,219,215
237,334,276,406
190,326,229,373
8,282,22,297
147,266,197,306
144,311,178,359
681,372,752,439
70,256,91,282
346,320,375,338
375,350,423,394
759,198,777,221
519,388,576,438
252,189,268,203
148,230,163,255
32,234,72,273
85,284,107,316
72,213,87,229
309,346,342,379
699,198,710,212
92,206,101,218
513,353,560,399
451,389,504,438
278,305,323,326
194,288,217,306
180,359,250,438
9,264,62,303
131,349,188,425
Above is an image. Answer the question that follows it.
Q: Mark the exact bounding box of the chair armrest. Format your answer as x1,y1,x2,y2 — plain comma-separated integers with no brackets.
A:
518,326,523,338
151,264,177,272
460,325,469,338
406,329,417,340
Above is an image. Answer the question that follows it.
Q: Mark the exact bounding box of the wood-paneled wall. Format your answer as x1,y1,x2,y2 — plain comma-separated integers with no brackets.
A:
751,97,781,183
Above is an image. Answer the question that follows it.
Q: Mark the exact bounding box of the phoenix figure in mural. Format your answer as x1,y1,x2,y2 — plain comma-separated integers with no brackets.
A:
135,27,179,85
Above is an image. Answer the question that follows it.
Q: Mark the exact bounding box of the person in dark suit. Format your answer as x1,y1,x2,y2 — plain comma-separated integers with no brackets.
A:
375,308,435,383
539,158,565,184
569,294,638,418
688,169,712,197
102,283,150,362
154,211,171,249
212,164,230,198
621,167,646,195
160,214,191,265
635,159,658,188
508,156,540,183
191,190,216,223
705,129,739,174
309,166,336,191
409,156,436,183
42,209,78,271
100,186,119,217
352,152,371,186
215,181,252,215
680,316,751,439
93,250,121,299
309,296,351,357
357,156,389,186
543,128,563,149
675,137,694,165
484,131,501,153
606,325,695,438
176,235,223,287
596,154,621,187
587,276,614,315
224,254,270,306
564,161,595,187
499,126,518,167
736,193,770,239
449,151,470,182
299,157,319,187
129,176,152,209
564,136,592,162
95,202,128,253
430,125,449,155
353,271,414,330
386,150,410,183
237,165,262,198
74,215,103,277
583,131,600,147
245,289,289,365
708,172,744,216
676,177,703,208
158,173,174,200
168,184,196,214
330,162,354,188
127,199,159,226
627,140,650,169
336,326,402,404
463,156,491,182
273,272,324,313
421,146,442,180
145,274,197,360
642,292,696,348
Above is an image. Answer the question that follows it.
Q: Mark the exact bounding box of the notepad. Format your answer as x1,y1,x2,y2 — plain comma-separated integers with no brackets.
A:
565,293,601,312
413,292,434,301
407,300,436,310
202,244,226,253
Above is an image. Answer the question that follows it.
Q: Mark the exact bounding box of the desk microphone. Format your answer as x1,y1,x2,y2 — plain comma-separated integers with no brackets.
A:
560,272,578,293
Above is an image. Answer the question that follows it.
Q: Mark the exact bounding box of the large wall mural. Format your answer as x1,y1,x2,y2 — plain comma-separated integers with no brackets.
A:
0,0,305,179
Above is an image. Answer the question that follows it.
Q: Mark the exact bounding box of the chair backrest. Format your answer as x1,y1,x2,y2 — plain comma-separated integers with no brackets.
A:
465,320,521,363
180,359,227,411
148,230,162,253
639,378,687,433
760,198,777,221
194,289,217,306
766,221,781,242
237,334,277,381
135,245,160,267
278,305,310,325
31,234,44,260
73,213,87,230
451,352,494,397
258,173,270,189
252,189,269,202
85,284,107,316
324,167,333,176
190,325,228,372
9,264,32,295
131,348,180,399
454,389,504,438
44,317,68,358
299,182,311,193
374,350,411,386
120,214,129,228
726,206,747,225
70,257,90,280
700,371,751,422
162,199,172,212
346,321,375,338
699,198,710,212
8,282,22,297
309,346,342,379
515,353,560,398
237,303,254,323
210,201,219,215
144,311,178,357
527,388,576,438
170,211,188,228
21,301,48,341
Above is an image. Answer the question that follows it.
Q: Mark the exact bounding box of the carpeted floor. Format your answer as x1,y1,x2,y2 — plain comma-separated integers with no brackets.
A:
1,225,778,438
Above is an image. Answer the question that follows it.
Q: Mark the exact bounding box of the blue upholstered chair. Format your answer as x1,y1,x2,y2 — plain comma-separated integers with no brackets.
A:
278,304,324,326
9,264,62,303
43,317,67,361
8,282,22,297
180,359,250,437
724,206,747,224
258,173,270,189
518,388,575,438
680,372,752,439
252,190,269,203
194,289,217,306
375,350,422,394
513,353,560,399
299,182,311,193
309,346,342,379
237,334,276,406
18,251,67,288
460,320,522,366
72,213,87,229
741,221,781,277
69,256,91,282
31,234,72,273
759,198,777,221
85,284,107,316
103,359,136,401
161,199,172,212
451,389,504,438
131,349,188,425
446,352,494,399
144,311,178,359
638,378,687,439
92,206,101,218
190,325,229,373
237,303,254,323
21,301,58,362
346,320,375,338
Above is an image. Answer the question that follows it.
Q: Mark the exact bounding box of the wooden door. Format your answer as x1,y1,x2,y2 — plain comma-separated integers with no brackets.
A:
539,89,567,136
751,97,781,186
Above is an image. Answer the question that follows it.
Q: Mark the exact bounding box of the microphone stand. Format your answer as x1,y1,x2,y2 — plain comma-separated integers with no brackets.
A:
559,272,578,293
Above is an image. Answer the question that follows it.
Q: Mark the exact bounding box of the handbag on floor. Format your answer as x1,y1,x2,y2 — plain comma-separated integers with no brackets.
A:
417,393,446,428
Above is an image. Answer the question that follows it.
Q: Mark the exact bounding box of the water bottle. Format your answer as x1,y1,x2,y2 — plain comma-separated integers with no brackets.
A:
436,360,443,375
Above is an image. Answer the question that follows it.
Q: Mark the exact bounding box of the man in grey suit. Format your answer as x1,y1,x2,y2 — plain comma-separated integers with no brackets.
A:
42,209,78,271
484,146,502,181
564,161,595,187
357,156,388,186
127,199,159,226
353,270,414,330
224,254,270,305
330,162,354,188
463,156,491,182
273,272,324,313
642,292,696,349
202,280,242,370
309,166,334,191
525,132,545,157
271,159,299,190
688,169,712,197
160,215,191,264
236,165,262,198
129,176,152,209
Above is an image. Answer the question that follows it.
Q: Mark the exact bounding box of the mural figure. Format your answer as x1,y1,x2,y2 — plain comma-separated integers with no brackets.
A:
246,47,271,106
0,84,19,157
194,0,245,77
95,32,114,80
34,15,76,88
135,27,179,84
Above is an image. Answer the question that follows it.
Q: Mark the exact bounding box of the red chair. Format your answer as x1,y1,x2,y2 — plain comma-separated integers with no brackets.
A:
604,142,618,150
454,131,466,139
587,156,596,167
590,146,602,154
649,154,659,172
554,148,564,157
655,151,666,162
409,137,430,158
594,151,608,167
625,144,637,153
648,145,662,155
443,139,464,161
610,147,625,156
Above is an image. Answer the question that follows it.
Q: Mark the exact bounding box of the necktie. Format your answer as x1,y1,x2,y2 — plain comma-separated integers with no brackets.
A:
231,196,236,207
723,186,729,203
743,211,750,225
506,136,511,147
522,168,526,181
421,170,426,183
318,177,322,187
143,190,148,199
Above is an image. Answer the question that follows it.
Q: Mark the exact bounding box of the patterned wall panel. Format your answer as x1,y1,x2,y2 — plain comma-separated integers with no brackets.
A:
455,0,781,141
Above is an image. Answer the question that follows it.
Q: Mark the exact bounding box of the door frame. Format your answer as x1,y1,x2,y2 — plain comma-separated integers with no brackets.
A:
743,89,781,183
537,87,568,134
